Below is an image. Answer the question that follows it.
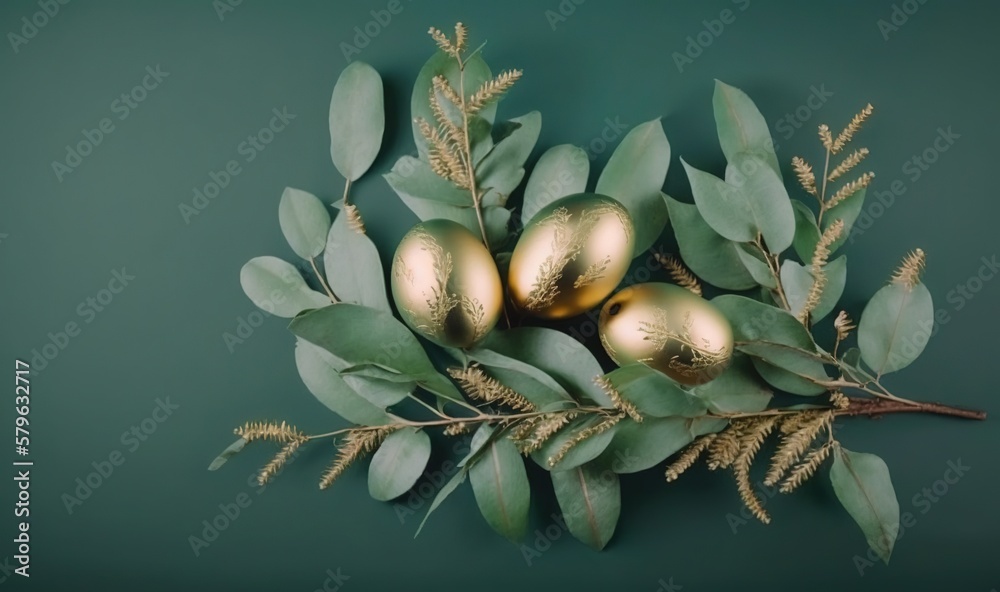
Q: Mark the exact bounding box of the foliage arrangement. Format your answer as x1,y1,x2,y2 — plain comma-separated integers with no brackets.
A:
212,23,985,561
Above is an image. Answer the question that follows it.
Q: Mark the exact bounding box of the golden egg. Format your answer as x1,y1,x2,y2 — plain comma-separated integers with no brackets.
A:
599,283,733,385
508,193,635,319
391,219,502,348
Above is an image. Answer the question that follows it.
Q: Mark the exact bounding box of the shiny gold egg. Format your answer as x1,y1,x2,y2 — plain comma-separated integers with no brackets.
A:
391,219,502,348
508,193,635,319
599,283,733,385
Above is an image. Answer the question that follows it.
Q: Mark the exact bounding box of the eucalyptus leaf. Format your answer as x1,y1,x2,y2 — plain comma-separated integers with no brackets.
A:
294,341,392,425
840,347,876,384
693,354,772,414
468,425,531,541
329,61,384,181
531,415,619,472
477,111,541,203
551,460,620,550
595,119,671,255
735,243,777,289
324,209,391,312
688,416,729,437
278,187,331,259
684,153,795,253
411,50,495,161
522,144,589,224
368,428,432,501
415,468,467,537
598,416,694,474
289,304,463,403
752,358,828,396
664,195,756,290
858,281,934,376
780,256,847,324
713,80,781,178
208,438,247,471
792,200,821,262
824,187,867,252
604,364,707,418
480,327,611,406
830,446,900,564
240,256,330,318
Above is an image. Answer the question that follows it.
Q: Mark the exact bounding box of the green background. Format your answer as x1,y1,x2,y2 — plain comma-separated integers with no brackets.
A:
1,0,998,589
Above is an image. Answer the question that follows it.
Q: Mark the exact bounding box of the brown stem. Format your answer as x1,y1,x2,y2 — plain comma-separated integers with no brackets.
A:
836,396,987,421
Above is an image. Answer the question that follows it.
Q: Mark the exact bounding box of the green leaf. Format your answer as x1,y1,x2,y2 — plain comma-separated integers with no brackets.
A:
713,80,781,178
385,156,511,247
480,327,612,406
551,460,620,550
752,359,827,396
294,340,392,425
289,304,463,403
368,428,432,501
522,144,589,224
208,438,247,471
531,415,620,472
858,281,934,375
468,425,530,541
664,195,756,290
323,209,391,312
830,446,900,564
599,416,694,474
278,187,331,259
688,416,729,437
840,347,876,384
791,200,821,262
693,354,772,414
824,187,867,252
595,119,671,255
684,153,795,253
477,111,542,203
780,256,847,324
712,295,829,394
604,364,707,418
735,243,777,289
239,256,330,318
415,468,467,537
329,61,384,181
465,347,573,407
411,50,494,161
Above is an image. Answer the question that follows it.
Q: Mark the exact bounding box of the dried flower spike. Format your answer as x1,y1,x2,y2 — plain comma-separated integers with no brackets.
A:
818,124,833,150
595,376,643,422
258,439,302,486
448,366,536,412
319,427,393,490
791,156,818,196
780,441,833,493
827,148,870,183
826,172,874,209
834,310,856,342
466,69,523,115
547,414,621,468
832,104,874,153
891,248,926,289
654,253,702,296
798,219,844,323
235,421,306,444
665,434,716,482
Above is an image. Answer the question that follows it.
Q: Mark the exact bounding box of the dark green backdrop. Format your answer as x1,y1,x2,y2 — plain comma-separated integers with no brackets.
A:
1,1,997,590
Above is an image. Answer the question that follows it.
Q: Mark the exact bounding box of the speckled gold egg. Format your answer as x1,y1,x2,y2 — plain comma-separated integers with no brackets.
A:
599,283,733,385
508,193,635,319
391,219,502,348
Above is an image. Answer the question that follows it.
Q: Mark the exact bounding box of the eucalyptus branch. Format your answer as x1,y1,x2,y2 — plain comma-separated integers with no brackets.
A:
309,256,338,303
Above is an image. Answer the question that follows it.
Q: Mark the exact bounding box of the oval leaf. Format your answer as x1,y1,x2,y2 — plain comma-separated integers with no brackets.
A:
480,327,611,406
368,428,432,501
531,415,619,472
476,111,542,202
693,354,772,414
713,80,781,178
240,256,330,318
684,153,795,253
522,144,589,224
278,187,331,259
324,210,391,312
665,195,756,290
330,61,385,181
858,281,933,376
468,425,530,541
208,438,247,471
604,364,707,418
830,446,900,564
780,256,847,324
551,460,620,550
598,417,693,474
289,304,462,403
294,340,392,425
791,200,821,262
595,119,670,255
